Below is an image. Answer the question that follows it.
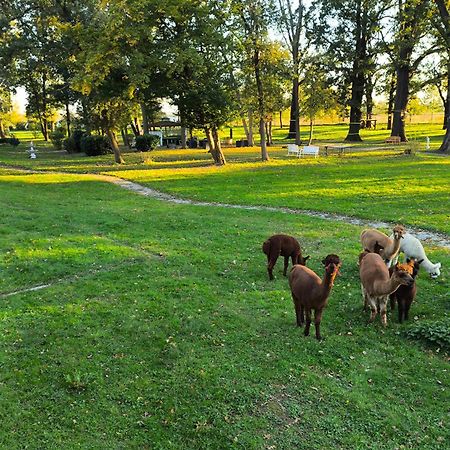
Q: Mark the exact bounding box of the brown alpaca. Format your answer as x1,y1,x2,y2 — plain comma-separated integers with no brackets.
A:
289,254,342,340
262,234,309,280
360,225,405,265
389,258,421,323
359,252,414,326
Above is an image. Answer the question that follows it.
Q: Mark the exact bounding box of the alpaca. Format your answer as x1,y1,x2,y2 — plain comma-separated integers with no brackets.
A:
359,252,414,326
389,258,421,323
390,232,441,278
360,225,405,265
289,254,342,340
262,234,309,280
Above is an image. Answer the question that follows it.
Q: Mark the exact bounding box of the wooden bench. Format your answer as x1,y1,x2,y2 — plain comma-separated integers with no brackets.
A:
287,144,302,157
301,145,320,158
385,136,401,144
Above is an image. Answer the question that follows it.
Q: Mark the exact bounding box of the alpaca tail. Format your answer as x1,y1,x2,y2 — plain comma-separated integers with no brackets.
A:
262,240,271,255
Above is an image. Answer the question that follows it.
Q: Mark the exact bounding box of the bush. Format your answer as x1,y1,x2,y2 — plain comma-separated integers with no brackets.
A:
80,135,112,156
135,134,160,152
0,137,20,147
14,122,28,131
405,319,450,350
63,129,86,153
49,129,66,150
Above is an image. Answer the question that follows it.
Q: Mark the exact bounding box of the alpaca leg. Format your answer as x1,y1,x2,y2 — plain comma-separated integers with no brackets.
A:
283,256,289,276
304,309,312,336
292,295,304,327
404,301,412,322
267,257,277,280
314,309,323,341
367,297,377,323
361,284,368,311
379,297,388,327
390,294,396,311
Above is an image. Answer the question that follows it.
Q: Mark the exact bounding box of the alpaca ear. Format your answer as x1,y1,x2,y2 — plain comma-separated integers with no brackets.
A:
304,255,310,261
436,262,441,268
321,258,326,265
417,259,424,265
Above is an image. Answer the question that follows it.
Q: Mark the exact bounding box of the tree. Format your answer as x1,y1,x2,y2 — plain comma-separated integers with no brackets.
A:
0,86,12,138
301,60,336,144
234,0,274,161
277,0,308,144
390,0,432,141
431,0,450,152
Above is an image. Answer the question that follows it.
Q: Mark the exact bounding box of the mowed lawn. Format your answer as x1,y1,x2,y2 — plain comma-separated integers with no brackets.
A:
0,167,449,448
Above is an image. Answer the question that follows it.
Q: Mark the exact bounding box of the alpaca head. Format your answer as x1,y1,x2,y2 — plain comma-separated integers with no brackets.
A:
392,262,414,286
373,241,384,255
322,254,342,283
429,262,441,279
392,225,406,240
406,258,422,279
299,255,310,266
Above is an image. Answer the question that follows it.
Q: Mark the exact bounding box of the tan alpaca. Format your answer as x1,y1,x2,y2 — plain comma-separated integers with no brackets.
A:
359,252,413,326
360,225,405,265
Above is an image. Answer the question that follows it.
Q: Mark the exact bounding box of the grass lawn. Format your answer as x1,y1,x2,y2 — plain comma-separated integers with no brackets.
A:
0,126,449,448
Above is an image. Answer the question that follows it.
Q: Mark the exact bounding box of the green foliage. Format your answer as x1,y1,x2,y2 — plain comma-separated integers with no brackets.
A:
49,129,66,150
63,129,86,154
135,134,160,152
0,137,20,146
405,320,450,350
80,135,112,156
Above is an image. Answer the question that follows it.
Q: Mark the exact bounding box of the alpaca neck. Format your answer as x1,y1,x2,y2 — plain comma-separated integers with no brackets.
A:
419,257,434,271
317,271,336,303
373,276,401,296
385,236,401,258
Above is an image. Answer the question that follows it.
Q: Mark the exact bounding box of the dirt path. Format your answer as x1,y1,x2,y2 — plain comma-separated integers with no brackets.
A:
103,176,450,249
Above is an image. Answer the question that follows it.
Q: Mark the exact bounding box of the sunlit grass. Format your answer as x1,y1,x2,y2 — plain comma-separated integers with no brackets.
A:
0,172,448,448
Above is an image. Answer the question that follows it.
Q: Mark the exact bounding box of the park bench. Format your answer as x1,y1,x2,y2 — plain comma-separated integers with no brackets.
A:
287,143,302,157
302,145,320,158
385,136,401,144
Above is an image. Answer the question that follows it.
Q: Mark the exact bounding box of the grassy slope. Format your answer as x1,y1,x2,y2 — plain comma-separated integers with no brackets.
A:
0,172,449,449
114,152,450,235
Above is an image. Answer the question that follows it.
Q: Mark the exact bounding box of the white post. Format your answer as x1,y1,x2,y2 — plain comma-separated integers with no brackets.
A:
425,137,430,150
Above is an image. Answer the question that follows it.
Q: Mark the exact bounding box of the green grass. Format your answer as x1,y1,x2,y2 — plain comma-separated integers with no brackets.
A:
0,126,449,448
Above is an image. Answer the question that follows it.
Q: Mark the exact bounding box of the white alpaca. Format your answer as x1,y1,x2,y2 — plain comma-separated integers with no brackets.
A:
390,232,441,278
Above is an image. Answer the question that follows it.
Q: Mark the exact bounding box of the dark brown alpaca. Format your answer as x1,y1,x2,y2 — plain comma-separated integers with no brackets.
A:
262,234,309,280
289,254,342,340
389,258,422,323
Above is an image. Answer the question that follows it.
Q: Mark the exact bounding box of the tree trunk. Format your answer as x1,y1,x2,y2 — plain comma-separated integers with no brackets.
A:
212,127,226,165
204,127,214,154
140,103,149,134
365,76,374,122
65,100,71,137
387,72,396,130
106,129,125,164
308,117,313,145
242,116,250,142
279,110,283,128
121,128,130,149
391,66,409,141
288,79,301,144
443,62,449,130
41,72,48,141
248,111,254,146
345,0,365,142
133,117,141,135
130,122,139,137
181,126,187,149
0,120,6,139
254,48,269,161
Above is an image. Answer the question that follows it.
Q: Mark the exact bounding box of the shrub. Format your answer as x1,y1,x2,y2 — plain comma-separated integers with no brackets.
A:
80,135,112,156
405,319,450,350
63,129,86,154
14,122,28,131
135,134,160,152
49,129,66,150
0,137,20,147
8,137,20,147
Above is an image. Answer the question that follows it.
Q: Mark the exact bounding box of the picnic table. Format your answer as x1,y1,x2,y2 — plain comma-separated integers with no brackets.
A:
323,143,351,156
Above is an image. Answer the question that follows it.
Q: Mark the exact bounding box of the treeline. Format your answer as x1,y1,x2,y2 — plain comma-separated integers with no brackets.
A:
0,0,449,164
